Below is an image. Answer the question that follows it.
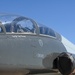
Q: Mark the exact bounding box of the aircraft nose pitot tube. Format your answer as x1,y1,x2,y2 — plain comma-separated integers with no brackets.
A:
56,52,75,75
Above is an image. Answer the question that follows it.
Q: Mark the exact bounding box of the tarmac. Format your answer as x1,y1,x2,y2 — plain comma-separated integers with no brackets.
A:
1,70,75,75
0,73,62,75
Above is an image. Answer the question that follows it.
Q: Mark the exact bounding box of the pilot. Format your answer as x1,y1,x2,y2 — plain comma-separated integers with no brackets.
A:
10,25,14,33
0,21,2,25
17,24,24,33
0,21,3,32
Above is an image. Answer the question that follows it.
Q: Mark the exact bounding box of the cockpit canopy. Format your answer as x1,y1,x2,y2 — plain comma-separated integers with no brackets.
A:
0,15,35,33
0,14,56,37
38,24,56,37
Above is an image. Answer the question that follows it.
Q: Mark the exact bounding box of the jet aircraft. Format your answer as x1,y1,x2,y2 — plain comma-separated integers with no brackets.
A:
0,14,75,75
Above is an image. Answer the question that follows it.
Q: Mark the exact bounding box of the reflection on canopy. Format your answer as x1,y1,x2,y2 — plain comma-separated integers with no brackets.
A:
0,15,35,33
0,14,56,37
38,23,56,37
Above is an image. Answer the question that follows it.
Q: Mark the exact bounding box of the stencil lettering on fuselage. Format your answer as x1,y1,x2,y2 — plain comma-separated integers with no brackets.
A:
38,39,43,47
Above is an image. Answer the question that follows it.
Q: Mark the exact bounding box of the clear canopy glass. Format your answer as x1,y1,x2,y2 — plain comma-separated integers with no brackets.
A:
0,14,35,33
0,14,56,37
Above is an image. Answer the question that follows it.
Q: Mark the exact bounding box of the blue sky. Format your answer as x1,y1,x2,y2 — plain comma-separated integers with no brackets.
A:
0,0,75,44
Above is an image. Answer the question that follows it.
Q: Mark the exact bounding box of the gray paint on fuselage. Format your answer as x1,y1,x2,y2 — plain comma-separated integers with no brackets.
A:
0,32,67,69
